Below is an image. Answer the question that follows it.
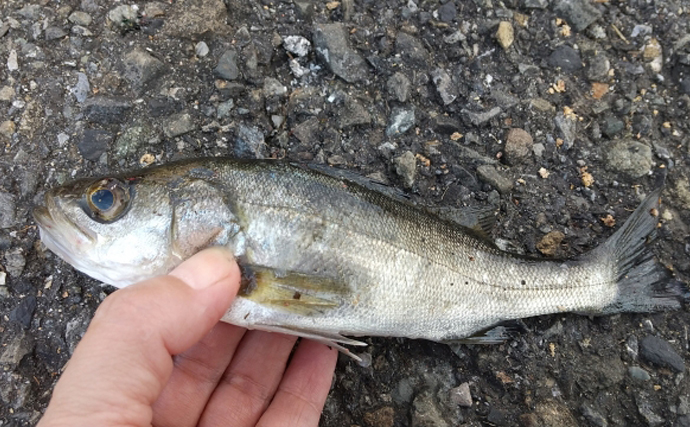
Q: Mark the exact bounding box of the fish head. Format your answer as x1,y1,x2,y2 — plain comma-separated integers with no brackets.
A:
34,175,177,287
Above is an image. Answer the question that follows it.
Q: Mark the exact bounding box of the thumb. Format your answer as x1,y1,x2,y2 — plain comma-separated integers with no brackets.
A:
39,247,240,427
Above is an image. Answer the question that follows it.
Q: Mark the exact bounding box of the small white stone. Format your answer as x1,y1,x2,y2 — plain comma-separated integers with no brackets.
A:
195,41,209,57
0,271,6,286
57,132,70,147
7,50,18,71
283,35,311,57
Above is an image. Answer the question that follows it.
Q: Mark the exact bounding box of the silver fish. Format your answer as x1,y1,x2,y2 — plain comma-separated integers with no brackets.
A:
33,158,682,358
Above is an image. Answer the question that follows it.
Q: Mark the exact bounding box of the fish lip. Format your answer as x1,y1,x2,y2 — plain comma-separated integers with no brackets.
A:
34,193,97,244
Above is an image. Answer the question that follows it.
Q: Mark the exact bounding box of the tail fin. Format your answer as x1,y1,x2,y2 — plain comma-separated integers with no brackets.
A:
594,188,685,313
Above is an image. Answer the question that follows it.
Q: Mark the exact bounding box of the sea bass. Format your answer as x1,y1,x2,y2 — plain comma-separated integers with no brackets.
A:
34,158,682,357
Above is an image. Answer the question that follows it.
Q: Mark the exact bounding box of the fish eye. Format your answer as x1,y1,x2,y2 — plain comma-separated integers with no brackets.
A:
83,178,131,223
90,189,114,210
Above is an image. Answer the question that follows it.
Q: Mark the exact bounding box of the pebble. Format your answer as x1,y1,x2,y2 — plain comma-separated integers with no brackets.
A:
631,25,653,38
554,113,577,149
504,128,533,164
636,393,665,426
628,366,651,381
7,50,18,71
443,30,465,44
0,120,15,139
215,49,240,80
68,11,93,26
148,96,185,117
605,140,653,180
4,248,25,278
412,390,449,427
437,1,457,22
393,151,416,188
395,32,430,67
449,382,472,407
431,68,457,105
0,192,17,228
283,35,311,57
0,271,5,286
643,38,663,72
78,129,113,161
338,96,371,128
495,21,514,50
70,72,90,103
313,23,368,83
548,45,583,73
17,4,42,19
387,72,411,103
432,116,462,134
461,107,502,127
639,335,686,372
537,230,565,256
386,107,415,136
523,0,548,8
553,0,602,32
476,165,513,194
271,115,284,128
533,143,545,157
65,311,91,354
195,41,210,57
10,296,36,329
44,26,67,41
586,53,610,82
292,117,320,144
669,177,690,210
581,402,608,427
392,378,415,404
234,124,266,158
679,396,690,415
601,114,624,138
162,113,195,138
107,5,139,31
216,99,234,119
72,25,94,37
82,97,132,124
0,332,32,365
123,48,167,94
263,77,287,97
363,406,395,427
487,407,507,425
523,401,578,427
114,125,156,157
0,85,14,102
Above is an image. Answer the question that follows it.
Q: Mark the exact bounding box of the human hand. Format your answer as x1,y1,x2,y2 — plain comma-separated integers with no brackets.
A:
38,247,339,426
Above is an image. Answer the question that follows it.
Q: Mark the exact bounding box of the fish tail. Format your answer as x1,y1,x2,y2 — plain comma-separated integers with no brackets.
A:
593,188,686,314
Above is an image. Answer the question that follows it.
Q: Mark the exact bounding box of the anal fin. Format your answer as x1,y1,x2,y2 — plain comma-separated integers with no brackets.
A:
248,323,367,362
442,323,518,345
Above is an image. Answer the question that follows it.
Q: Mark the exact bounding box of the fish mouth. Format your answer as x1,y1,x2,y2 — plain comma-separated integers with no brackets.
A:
33,193,97,258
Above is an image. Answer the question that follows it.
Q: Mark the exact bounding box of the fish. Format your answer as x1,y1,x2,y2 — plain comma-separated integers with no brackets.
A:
33,158,684,359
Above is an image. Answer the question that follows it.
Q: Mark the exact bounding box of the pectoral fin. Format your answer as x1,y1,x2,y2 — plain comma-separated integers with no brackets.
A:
239,265,347,316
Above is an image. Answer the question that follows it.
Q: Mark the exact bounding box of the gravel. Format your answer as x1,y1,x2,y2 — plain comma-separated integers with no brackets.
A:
639,335,686,373
215,49,240,81
1,0,689,425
